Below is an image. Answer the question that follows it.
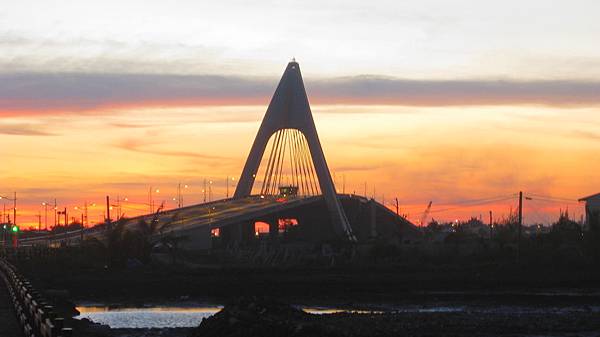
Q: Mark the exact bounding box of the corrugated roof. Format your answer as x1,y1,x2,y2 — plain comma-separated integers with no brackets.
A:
579,192,600,201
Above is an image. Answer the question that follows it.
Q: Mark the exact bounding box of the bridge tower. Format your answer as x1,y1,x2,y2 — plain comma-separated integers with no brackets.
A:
234,61,356,242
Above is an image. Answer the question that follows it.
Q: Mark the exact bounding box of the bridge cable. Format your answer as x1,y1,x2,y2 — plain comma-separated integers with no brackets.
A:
289,129,297,189
273,129,286,194
270,129,286,194
295,130,311,195
299,133,319,194
301,133,317,195
295,130,312,195
261,129,277,195
276,129,289,193
260,127,281,195
291,129,304,195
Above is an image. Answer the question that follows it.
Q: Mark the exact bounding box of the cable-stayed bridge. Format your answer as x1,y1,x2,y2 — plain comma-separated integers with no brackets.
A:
19,61,417,249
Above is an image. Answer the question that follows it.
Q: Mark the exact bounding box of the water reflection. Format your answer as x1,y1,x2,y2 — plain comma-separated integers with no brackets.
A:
75,305,381,328
76,306,223,328
77,303,598,329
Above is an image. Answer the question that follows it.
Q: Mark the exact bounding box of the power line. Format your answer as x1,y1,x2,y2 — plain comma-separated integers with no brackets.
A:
527,194,580,203
426,195,517,214
526,196,580,205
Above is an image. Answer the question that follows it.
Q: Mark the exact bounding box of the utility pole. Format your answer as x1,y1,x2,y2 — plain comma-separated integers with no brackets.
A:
43,202,48,230
54,199,57,228
226,177,229,199
80,213,84,242
63,207,68,226
203,179,207,203
116,196,120,219
394,198,399,216
37,212,42,231
148,187,153,213
13,192,16,227
489,210,493,240
177,183,182,208
517,191,523,263
342,174,346,194
106,195,111,225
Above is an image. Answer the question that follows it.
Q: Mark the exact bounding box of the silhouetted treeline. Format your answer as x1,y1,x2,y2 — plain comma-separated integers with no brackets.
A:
411,210,600,267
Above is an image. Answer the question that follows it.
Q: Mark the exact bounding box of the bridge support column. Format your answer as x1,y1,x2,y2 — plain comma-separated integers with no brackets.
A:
269,220,279,243
181,226,212,251
240,222,255,244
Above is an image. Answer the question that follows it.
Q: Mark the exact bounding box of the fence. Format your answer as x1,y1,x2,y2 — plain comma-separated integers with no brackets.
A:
0,258,73,337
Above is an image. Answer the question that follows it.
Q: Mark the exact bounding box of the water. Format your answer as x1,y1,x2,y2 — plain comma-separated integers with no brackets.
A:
76,305,223,328
75,304,378,328
75,303,600,329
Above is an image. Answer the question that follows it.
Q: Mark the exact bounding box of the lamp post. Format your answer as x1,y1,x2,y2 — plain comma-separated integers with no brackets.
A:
0,192,17,227
148,187,160,213
119,198,153,217
176,183,189,208
73,201,90,227
226,177,235,198
41,202,54,230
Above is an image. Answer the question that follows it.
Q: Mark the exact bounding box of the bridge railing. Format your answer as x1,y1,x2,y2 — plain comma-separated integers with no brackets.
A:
0,258,72,337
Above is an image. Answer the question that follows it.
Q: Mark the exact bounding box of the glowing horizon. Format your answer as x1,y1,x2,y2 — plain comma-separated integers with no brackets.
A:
1,102,594,229
2,0,599,228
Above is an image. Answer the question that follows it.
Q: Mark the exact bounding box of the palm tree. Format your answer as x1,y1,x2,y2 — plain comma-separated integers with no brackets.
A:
133,203,182,264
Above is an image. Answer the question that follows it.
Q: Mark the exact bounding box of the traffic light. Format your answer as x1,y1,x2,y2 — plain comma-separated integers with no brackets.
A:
2,224,6,230
11,225,19,233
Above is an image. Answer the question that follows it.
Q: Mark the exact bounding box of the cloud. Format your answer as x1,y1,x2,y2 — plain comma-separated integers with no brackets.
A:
2,72,600,116
312,76,600,107
333,164,389,172
115,138,230,161
571,130,600,141
0,123,57,136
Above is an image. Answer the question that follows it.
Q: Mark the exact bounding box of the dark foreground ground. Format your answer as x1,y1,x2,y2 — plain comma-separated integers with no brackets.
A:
13,259,600,337
0,276,21,337
192,296,600,337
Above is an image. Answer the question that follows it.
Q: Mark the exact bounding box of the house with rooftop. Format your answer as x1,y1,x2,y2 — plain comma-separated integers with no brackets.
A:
578,192,600,227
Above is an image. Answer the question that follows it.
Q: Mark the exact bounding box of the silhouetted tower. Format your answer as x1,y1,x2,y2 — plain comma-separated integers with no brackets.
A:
234,61,356,241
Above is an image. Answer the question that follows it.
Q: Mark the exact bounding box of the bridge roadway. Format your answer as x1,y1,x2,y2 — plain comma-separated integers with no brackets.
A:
19,195,331,245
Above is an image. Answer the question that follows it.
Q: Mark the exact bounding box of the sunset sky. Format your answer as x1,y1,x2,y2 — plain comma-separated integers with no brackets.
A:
2,0,599,228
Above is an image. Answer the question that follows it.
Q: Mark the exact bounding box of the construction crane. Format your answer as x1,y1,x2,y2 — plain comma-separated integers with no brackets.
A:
419,201,433,226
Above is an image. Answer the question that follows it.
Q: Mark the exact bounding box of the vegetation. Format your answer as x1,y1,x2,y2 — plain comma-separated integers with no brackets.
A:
82,208,186,268
415,209,600,268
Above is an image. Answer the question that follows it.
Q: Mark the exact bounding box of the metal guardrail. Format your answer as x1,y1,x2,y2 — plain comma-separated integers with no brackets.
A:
0,258,72,337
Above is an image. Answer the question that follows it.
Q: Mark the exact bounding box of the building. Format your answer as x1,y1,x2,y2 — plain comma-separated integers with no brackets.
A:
578,192,600,226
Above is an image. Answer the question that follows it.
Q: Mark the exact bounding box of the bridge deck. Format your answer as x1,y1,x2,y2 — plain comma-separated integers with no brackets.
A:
18,194,415,245
20,195,324,244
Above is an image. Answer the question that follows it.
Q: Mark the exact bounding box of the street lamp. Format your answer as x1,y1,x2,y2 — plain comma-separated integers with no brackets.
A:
0,192,17,227
226,177,236,199
72,201,94,227
119,198,152,217
41,202,50,230
176,183,190,208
